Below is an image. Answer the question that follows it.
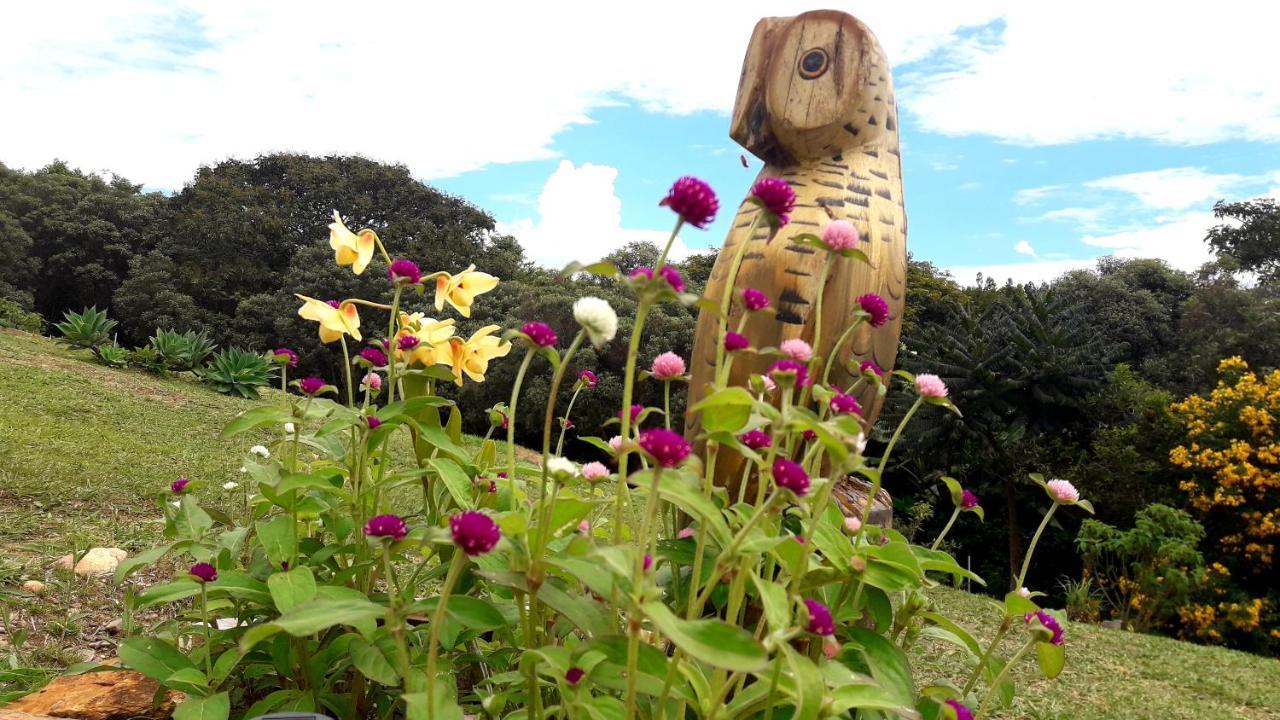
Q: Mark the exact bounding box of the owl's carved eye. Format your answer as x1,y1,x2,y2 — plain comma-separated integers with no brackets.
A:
798,48,829,79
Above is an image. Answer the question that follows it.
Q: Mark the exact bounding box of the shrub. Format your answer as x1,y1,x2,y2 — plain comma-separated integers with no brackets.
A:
95,342,130,368
54,307,117,361
116,190,1086,720
0,298,42,334
128,345,168,374
149,328,217,372
201,348,273,399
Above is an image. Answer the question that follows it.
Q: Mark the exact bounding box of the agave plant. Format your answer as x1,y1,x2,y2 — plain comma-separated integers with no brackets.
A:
54,307,117,355
150,328,217,372
201,348,273,399
96,343,130,368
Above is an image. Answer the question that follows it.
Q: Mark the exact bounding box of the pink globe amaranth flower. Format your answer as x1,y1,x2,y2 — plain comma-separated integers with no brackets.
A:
915,373,948,398
742,287,770,312
802,429,817,442
617,404,645,423
171,476,190,494
829,392,863,416
1047,479,1080,504
844,515,862,534
189,562,218,583
780,338,812,362
804,598,835,636
677,527,696,539
637,428,691,468
450,510,501,555
823,639,840,659
581,461,609,482
362,372,383,390
657,265,686,293
578,369,597,388
724,332,750,352
521,322,558,348
629,266,654,282
751,177,796,226
768,359,810,387
660,176,719,229
739,429,772,450
560,417,575,429
397,335,420,351
326,299,341,309
387,258,422,284
272,347,299,368
607,435,625,453
366,416,381,430
358,346,388,367
1026,610,1065,646
794,535,806,544
651,352,686,380
298,376,327,396
762,375,777,392
945,699,974,720
364,514,407,540
857,293,890,327
642,553,653,572
565,666,586,686
961,489,979,509
771,457,811,496
859,359,883,376
577,520,590,534
822,220,860,251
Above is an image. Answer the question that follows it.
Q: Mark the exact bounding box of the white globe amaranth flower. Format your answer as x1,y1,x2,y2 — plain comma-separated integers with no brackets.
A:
249,445,270,458
573,296,618,348
223,481,240,490
546,456,578,479
284,422,296,434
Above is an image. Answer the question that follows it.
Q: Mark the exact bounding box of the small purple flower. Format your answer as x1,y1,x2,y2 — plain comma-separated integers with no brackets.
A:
739,429,772,450
397,334,420,351
829,392,863,416
751,177,796,226
272,347,299,368
578,369,598,388
190,562,218,583
500,412,509,430
451,510,501,555
629,266,654,282
521,322,558,348
768,359,810,387
945,699,974,720
772,457,810,496
802,429,817,442
658,265,686,293
1026,610,1065,646
858,293,890,328
651,352,686,380
298,376,327,396
560,417,575,429
171,476,190,494
358,347,388,367
326,299,341,309
804,598,835,636
961,489,979,509
724,332,750,352
364,514,407,540
859,359,883,376
742,288,770,312
565,666,586,686
637,428,691,468
660,176,719,229
387,258,422,284
617,404,645,423
642,553,654,572
366,416,382,430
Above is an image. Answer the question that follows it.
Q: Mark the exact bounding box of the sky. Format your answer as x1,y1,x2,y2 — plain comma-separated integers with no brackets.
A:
3,1,1279,284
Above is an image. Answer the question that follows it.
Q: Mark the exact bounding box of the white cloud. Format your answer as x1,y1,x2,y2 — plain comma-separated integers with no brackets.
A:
1084,167,1251,209
1080,211,1217,270
498,160,693,269
1014,240,1036,256
1013,184,1065,206
905,2,1280,145
946,258,1096,286
1035,207,1105,229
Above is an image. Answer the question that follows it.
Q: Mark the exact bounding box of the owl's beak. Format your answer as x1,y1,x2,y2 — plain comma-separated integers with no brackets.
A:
730,16,789,164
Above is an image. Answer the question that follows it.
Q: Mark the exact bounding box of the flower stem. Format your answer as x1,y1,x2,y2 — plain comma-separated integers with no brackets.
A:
199,585,212,678
973,637,1036,720
554,387,583,457
931,507,962,551
614,301,652,542
819,318,865,389
339,337,355,408
506,348,536,509
663,380,672,430
714,214,764,379
385,287,403,404
425,550,467,712
1017,503,1058,590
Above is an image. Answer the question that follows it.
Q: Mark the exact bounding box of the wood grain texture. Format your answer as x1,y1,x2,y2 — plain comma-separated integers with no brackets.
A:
685,10,905,517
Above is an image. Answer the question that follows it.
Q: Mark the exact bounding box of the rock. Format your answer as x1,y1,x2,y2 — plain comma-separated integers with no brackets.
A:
103,620,122,636
21,580,46,594
1,711,73,720
831,476,894,528
3,668,181,720
1101,619,1124,630
54,549,128,577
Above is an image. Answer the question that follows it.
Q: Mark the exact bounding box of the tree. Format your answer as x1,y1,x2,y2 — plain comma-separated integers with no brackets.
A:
1206,198,1280,284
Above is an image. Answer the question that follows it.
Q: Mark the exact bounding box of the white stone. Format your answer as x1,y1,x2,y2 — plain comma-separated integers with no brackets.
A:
21,580,46,594
57,548,128,576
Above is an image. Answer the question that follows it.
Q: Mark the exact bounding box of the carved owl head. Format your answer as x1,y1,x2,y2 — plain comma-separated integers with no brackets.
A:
730,10,895,164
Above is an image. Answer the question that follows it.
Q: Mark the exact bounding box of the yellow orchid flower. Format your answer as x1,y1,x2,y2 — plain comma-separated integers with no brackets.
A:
394,312,457,367
447,325,511,385
296,295,362,343
328,210,378,275
434,264,499,318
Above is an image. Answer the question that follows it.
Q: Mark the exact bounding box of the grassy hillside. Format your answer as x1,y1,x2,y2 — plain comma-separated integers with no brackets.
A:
1,329,1278,718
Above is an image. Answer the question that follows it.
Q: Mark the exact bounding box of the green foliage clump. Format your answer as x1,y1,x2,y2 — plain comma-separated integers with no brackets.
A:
201,348,273,399
53,306,121,366
149,328,217,372
0,298,42,333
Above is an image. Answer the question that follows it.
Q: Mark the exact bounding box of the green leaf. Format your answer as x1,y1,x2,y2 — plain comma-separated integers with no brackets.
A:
826,682,906,714
118,637,195,684
208,571,272,605
1004,590,1039,617
750,575,790,633
641,601,767,673
403,678,465,720
1075,498,1096,514
538,581,612,637
430,458,475,510
222,405,292,437
256,515,295,567
267,566,317,613
179,495,213,537
114,542,180,584
1037,641,1065,679
845,628,914,706
643,473,732,547
918,612,982,658
173,691,229,720
782,645,823,720
134,580,201,609
163,667,209,694
547,497,593,535
274,598,385,637
941,476,964,507
688,387,756,434
350,637,400,685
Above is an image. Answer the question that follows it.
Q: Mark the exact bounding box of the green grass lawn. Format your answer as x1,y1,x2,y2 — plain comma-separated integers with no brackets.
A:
2,329,1278,718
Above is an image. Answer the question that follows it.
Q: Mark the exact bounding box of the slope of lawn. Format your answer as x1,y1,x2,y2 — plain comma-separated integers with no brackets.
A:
1,329,1278,718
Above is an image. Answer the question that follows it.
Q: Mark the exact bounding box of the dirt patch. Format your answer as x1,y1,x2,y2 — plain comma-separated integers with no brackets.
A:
0,333,195,406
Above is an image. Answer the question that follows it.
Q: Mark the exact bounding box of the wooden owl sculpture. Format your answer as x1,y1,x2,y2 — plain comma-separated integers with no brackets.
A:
685,10,906,519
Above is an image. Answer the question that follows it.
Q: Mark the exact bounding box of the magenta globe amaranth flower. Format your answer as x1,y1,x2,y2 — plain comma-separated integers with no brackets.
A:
945,699,974,720
578,369,597,388
387,258,422,285
189,562,218,583
171,476,191,494
961,489,979,509
857,293,890,327
397,334,420,351
450,510,501,555
751,177,796,226
660,176,719,229
739,429,772,450
629,266,654,282
742,287,770,312
521,321,558,348
642,553,654,572
650,352,686,380
364,514,407,540
771,457,811,496
366,416,382,430
617,404,644,423
326,299,341,309
780,338,812,362
565,666,586,687
725,332,750,352
829,392,863,416
1047,478,1080,504
298,376,327,396
272,347,299,368
358,346,388,367
859,359,883,376
657,265,686,293
768,359,810,387
821,220,860,250
1026,609,1066,645
915,373,948,398
803,598,835,636
637,428,691,468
